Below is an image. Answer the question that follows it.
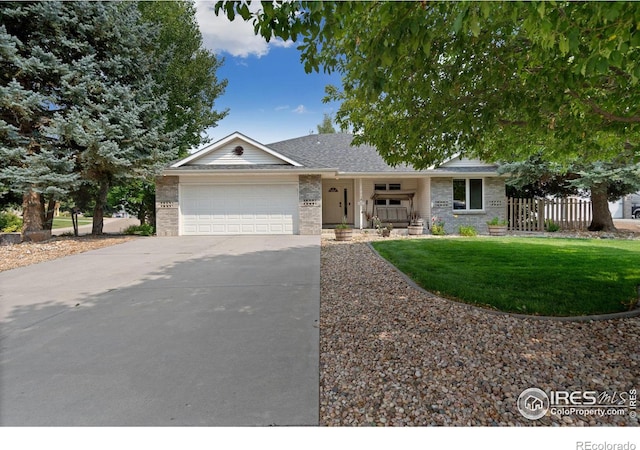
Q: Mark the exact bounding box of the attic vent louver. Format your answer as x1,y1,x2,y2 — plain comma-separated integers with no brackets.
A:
233,145,244,156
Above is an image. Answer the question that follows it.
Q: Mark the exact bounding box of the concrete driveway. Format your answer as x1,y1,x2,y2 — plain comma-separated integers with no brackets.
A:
0,236,320,426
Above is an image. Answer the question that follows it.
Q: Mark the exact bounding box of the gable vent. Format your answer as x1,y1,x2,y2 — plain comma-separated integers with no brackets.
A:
233,145,244,156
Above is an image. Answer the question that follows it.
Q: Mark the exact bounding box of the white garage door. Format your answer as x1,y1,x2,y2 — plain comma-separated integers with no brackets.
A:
608,200,623,219
180,184,298,235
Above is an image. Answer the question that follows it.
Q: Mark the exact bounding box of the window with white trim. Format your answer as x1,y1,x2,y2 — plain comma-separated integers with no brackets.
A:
453,179,483,210
374,183,402,205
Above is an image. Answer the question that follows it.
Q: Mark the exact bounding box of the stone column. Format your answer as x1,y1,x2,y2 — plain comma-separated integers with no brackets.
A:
298,175,322,235
155,176,179,236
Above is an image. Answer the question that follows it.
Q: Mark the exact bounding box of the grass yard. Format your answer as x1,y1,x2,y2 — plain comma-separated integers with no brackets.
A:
51,217,93,229
371,237,640,316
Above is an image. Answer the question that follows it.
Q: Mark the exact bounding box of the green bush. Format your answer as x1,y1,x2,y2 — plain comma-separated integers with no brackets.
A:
487,216,508,226
123,223,155,236
545,219,560,232
0,211,22,232
431,224,446,235
458,225,478,236
430,216,446,235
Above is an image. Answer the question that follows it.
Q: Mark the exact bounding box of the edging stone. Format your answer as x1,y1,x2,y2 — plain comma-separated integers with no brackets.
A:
0,233,22,245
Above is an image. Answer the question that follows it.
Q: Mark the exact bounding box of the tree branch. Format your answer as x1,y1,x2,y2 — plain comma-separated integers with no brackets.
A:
568,90,640,123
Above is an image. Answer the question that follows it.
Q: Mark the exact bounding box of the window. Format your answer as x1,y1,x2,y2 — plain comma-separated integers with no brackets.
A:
374,183,402,205
453,179,483,210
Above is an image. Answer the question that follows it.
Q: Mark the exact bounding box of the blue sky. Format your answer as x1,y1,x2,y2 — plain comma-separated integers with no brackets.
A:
195,1,343,147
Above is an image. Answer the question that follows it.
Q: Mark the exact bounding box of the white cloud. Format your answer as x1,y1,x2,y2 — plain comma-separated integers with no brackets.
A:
293,105,308,114
270,39,296,49
275,105,290,111
195,1,294,58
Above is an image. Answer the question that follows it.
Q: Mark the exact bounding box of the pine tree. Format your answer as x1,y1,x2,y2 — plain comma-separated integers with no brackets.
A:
1,2,180,235
0,3,81,234
316,113,336,134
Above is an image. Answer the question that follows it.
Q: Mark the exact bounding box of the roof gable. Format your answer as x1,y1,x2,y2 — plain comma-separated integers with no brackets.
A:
171,132,302,168
437,154,496,168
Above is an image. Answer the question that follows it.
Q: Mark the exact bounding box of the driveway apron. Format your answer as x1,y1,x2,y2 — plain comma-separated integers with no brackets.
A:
0,236,320,426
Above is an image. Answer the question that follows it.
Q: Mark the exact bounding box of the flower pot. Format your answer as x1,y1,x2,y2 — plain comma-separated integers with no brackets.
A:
408,225,423,235
381,229,391,237
487,225,508,236
411,219,424,227
334,228,353,241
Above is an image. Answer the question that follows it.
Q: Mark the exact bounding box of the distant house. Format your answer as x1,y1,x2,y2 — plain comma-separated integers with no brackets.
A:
155,132,507,236
609,191,640,219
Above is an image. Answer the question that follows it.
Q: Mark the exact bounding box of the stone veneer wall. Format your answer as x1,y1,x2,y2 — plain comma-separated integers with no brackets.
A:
155,176,179,236
298,175,322,235
430,177,506,235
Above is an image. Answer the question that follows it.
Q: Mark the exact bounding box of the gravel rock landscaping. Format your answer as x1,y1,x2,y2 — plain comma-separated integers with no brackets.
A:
0,235,135,272
319,234,640,426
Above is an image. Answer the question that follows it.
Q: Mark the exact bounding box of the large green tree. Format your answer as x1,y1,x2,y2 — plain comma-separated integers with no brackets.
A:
1,2,83,233
217,1,639,163
47,2,178,235
217,1,640,230
1,2,215,235
139,0,228,157
109,1,230,228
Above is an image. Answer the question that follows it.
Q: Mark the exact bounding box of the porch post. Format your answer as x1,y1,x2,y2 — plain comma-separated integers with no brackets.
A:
358,178,363,229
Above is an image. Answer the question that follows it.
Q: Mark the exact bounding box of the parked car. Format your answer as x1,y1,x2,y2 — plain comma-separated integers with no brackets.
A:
632,204,640,219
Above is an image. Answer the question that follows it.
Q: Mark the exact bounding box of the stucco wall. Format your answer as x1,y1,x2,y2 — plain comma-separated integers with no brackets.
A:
298,175,322,235
430,177,506,234
155,176,179,236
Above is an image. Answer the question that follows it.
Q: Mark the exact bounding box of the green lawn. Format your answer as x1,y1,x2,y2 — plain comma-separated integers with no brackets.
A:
371,237,640,316
51,217,93,229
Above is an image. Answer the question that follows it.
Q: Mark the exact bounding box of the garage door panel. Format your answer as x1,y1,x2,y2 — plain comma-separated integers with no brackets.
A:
181,184,298,235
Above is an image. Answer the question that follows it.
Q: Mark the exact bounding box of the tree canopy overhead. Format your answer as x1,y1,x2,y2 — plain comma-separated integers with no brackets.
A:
216,1,640,168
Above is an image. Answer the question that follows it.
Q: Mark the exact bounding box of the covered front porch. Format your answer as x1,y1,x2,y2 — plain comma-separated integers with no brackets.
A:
321,177,430,229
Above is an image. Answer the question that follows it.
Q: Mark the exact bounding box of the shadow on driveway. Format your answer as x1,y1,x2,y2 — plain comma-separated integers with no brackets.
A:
0,236,319,426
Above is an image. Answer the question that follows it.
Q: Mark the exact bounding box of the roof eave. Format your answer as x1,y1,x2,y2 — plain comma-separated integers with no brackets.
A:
162,167,338,176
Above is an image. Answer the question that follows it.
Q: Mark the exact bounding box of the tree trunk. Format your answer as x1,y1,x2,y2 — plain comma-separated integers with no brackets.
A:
22,189,44,232
43,197,56,232
92,180,110,235
138,203,146,225
588,182,617,232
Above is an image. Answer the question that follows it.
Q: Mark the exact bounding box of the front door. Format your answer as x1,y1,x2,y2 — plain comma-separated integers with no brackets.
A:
323,181,353,224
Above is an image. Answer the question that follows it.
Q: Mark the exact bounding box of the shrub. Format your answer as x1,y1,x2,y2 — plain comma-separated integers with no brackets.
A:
431,216,446,235
545,219,560,232
0,211,22,232
123,224,155,236
487,216,508,226
335,216,350,230
458,225,478,236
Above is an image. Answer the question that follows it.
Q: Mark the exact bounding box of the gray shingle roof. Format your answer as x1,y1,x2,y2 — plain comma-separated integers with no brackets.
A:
268,133,422,173
167,132,499,175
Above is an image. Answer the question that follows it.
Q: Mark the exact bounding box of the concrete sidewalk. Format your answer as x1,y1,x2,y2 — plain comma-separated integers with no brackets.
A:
51,217,140,236
0,236,320,426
